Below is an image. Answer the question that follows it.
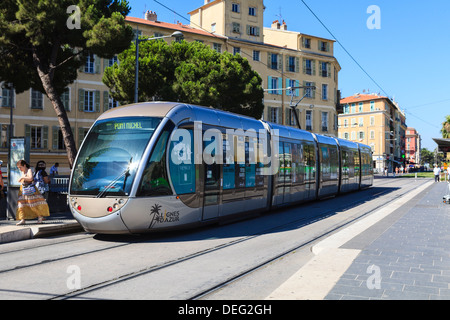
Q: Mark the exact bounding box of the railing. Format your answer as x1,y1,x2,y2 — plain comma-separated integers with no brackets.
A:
50,175,70,194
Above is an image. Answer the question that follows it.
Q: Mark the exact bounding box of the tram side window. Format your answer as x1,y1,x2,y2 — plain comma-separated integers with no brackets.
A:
169,128,195,195
223,136,235,190
137,122,174,196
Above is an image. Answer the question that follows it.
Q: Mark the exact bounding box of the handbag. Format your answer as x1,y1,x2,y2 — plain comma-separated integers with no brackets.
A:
22,185,36,196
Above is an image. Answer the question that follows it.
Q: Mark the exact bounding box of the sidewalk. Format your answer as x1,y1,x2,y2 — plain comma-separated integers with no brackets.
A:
324,180,450,300
0,211,82,244
266,180,450,300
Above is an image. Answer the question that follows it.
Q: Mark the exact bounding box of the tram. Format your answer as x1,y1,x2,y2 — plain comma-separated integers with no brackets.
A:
68,102,373,234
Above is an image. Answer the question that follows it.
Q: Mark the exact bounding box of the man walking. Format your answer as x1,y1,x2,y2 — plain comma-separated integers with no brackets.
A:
433,165,441,182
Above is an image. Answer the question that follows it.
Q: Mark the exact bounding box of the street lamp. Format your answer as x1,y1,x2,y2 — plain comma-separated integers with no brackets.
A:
134,31,183,103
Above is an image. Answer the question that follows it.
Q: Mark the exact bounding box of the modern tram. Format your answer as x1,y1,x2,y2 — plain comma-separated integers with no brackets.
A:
68,102,373,234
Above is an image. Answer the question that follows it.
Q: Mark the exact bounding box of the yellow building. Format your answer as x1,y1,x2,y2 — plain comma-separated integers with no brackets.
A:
339,93,407,173
188,0,341,133
1,0,341,174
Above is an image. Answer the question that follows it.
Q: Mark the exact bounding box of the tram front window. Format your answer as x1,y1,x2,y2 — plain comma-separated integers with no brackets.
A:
70,117,162,196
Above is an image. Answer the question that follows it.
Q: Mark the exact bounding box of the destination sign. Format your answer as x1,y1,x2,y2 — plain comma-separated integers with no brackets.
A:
114,122,143,130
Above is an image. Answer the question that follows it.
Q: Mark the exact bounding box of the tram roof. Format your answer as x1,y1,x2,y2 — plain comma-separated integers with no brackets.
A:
98,101,182,120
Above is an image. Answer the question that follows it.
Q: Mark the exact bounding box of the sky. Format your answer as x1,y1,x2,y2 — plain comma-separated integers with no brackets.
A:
128,0,450,151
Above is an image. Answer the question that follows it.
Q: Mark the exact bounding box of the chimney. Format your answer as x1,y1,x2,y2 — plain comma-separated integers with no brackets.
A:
145,10,157,22
204,0,211,4
271,20,281,29
282,20,287,30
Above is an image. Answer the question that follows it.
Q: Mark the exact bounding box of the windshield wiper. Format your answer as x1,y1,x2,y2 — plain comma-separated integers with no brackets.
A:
96,158,132,198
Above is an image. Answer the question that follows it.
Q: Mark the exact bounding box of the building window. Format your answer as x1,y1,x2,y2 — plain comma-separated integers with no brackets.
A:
84,91,95,112
344,119,348,128
306,110,313,131
344,132,349,140
321,112,328,132
233,47,241,55
211,23,216,33
232,3,240,13
232,22,240,33
322,84,328,100
320,62,330,77
267,76,281,95
304,82,315,98
31,89,44,109
61,88,70,111
270,53,278,69
370,116,375,126
253,50,260,61
1,84,15,108
84,53,95,73
26,125,48,149
358,131,365,140
248,7,256,16
0,124,13,148
270,107,278,123
319,41,330,52
358,103,363,112
213,43,222,53
303,38,311,49
370,101,375,111
108,56,118,67
370,130,375,139
359,117,364,127
304,58,314,75
287,56,298,72
247,25,260,36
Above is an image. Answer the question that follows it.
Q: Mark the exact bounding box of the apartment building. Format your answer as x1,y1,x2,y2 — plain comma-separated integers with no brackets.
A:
0,0,341,172
339,93,407,173
189,0,341,133
406,127,421,167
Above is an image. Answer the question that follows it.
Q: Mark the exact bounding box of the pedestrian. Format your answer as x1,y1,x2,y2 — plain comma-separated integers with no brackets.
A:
0,160,4,199
49,162,59,176
15,160,50,226
433,165,441,182
34,160,50,200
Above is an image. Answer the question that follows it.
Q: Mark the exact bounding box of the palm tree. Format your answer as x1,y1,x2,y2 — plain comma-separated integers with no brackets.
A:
441,115,450,139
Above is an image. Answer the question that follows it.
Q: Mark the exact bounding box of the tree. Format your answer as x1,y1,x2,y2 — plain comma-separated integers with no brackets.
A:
103,40,265,119
0,0,133,167
441,115,450,139
420,148,434,166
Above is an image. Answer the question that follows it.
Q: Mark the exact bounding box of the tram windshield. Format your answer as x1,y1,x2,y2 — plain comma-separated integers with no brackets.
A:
70,117,162,196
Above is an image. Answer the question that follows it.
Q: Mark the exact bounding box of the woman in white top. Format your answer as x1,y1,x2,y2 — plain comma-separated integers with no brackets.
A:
15,160,50,225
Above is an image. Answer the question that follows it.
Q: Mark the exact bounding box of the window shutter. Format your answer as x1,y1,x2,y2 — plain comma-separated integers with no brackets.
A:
295,80,300,97
327,63,331,78
267,76,273,92
94,55,100,74
103,91,109,112
312,60,316,76
43,125,48,149
277,54,282,70
78,89,84,111
277,77,282,95
95,90,100,112
302,58,306,74
267,53,272,68
52,126,59,150
295,57,300,73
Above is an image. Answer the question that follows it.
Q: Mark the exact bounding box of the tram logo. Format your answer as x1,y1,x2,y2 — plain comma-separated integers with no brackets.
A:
170,121,280,175
148,203,180,228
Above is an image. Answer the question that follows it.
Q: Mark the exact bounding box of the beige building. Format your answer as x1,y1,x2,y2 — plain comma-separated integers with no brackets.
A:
339,93,407,173
1,0,341,174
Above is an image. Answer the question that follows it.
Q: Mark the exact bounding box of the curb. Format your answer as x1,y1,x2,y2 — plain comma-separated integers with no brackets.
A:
0,221,83,244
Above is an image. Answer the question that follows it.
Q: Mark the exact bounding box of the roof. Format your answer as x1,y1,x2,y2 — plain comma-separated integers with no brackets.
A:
125,16,226,39
340,93,389,104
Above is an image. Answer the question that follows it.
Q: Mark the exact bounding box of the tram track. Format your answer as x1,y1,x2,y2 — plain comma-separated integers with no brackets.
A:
50,178,429,300
0,178,429,300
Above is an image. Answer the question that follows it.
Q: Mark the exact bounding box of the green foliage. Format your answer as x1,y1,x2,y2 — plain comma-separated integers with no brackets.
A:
0,0,133,94
103,40,265,119
441,115,450,139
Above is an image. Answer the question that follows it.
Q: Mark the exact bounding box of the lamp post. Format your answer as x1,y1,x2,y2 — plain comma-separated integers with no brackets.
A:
134,31,183,103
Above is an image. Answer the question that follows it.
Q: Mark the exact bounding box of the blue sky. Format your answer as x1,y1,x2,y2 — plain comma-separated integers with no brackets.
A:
128,0,450,151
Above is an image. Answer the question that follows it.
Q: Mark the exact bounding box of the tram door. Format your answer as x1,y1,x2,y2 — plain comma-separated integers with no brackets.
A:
202,133,221,220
